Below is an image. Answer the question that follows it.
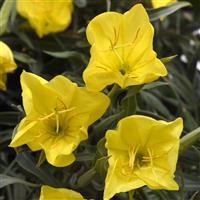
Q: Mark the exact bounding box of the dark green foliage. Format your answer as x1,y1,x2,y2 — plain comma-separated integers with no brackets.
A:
0,0,199,199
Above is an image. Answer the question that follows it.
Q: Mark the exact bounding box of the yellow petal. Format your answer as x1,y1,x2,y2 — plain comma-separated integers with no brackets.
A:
71,87,110,125
20,71,59,115
17,0,73,38
21,71,47,114
86,12,122,50
105,130,129,166
0,74,7,91
118,115,182,149
27,141,42,151
9,118,38,147
0,42,16,72
136,165,179,190
104,159,145,200
122,5,167,87
40,185,84,200
38,133,80,167
0,41,17,90
121,4,152,47
45,151,75,167
47,75,77,108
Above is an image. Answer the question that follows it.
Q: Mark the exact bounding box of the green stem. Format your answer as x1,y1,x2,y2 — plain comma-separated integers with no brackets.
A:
107,84,120,99
106,0,111,11
52,34,65,50
128,190,134,200
179,127,200,154
36,150,46,167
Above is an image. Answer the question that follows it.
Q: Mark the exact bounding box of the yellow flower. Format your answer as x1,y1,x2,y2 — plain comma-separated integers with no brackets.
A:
9,71,110,167
39,185,84,200
17,0,73,38
152,0,177,9
0,41,17,90
104,115,183,200
83,4,167,91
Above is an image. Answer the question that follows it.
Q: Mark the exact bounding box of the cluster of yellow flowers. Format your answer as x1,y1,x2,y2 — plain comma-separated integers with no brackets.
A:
0,1,182,200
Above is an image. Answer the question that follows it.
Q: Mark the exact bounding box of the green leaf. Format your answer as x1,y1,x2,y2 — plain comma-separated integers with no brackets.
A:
182,108,198,131
160,55,177,64
0,129,12,149
0,112,20,126
143,81,169,91
0,174,40,188
13,51,36,65
16,152,60,187
43,50,88,64
77,167,96,187
92,111,123,136
95,156,109,178
76,151,95,162
148,2,191,21
14,30,34,49
179,127,200,154
121,85,143,116
77,156,109,187
136,110,167,121
96,137,107,158
140,91,171,117
36,151,46,167
0,0,14,35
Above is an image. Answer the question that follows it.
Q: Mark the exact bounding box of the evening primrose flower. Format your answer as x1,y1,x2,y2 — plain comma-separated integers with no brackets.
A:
39,185,84,200
152,0,177,9
83,4,167,91
10,71,109,167
17,0,73,38
104,115,183,200
0,41,17,90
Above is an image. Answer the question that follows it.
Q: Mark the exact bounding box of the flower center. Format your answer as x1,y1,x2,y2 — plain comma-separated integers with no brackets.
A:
122,146,155,176
119,63,129,75
39,106,76,136
54,109,62,134
128,145,146,170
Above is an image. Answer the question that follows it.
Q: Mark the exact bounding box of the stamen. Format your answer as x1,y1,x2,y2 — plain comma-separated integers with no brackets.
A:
38,107,75,121
55,109,60,133
128,145,140,170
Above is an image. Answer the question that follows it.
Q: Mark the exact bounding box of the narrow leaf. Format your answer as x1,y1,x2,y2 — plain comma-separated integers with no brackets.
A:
143,81,169,91
148,2,191,21
0,174,40,188
14,51,36,65
179,127,200,154
0,112,20,126
161,55,177,64
16,152,60,187
43,50,88,64
77,168,96,187
0,0,14,35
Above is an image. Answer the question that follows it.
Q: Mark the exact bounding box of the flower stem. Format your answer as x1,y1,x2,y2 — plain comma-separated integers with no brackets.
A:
106,0,111,11
128,190,134,200
107,84,120,99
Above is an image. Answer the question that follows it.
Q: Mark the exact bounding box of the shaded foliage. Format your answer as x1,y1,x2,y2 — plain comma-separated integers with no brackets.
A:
0,0,200,199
